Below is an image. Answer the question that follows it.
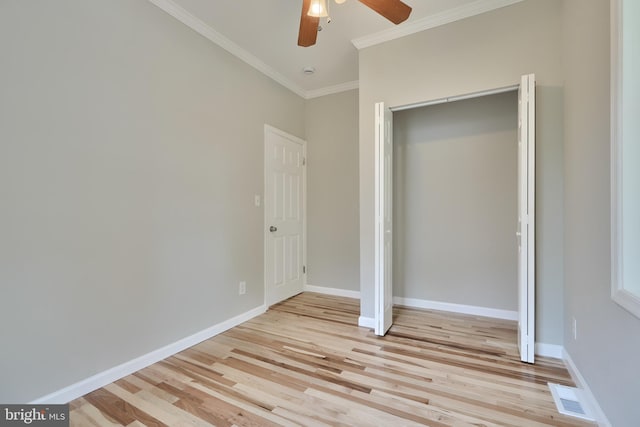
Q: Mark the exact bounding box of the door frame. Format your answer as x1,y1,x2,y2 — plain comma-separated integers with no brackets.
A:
374,78,535,359
263,124,307,307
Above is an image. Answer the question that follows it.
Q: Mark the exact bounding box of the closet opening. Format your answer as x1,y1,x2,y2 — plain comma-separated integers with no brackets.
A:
374,76,536,363
393,91,518,316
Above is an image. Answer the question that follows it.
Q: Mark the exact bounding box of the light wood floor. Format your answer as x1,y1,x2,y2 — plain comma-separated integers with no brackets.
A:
70,293,594,426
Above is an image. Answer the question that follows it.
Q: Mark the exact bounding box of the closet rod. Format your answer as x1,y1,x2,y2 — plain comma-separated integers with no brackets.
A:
390,84,520,112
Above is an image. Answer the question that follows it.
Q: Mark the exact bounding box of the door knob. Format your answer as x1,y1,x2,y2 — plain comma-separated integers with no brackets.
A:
269,226,277,232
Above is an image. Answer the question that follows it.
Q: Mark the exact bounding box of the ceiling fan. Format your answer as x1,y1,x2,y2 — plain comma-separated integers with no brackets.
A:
298,0,412,47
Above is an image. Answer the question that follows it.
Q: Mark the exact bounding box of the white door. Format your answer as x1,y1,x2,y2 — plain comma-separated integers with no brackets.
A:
374,102,393,336
264,125,306,306
517,74,536,363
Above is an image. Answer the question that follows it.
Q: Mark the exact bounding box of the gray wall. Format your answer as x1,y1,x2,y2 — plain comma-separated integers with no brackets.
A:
359,0,565,345
562,1,640,425
305,90,360,292
0,0,304,403
393,92,517,310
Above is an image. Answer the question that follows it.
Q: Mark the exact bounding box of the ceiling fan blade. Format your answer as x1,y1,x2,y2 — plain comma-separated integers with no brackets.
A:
298,0,320,47
357,0,412,24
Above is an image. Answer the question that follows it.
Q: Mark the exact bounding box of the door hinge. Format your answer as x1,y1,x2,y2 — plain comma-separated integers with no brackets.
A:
302,157,306,166
303,265,306,274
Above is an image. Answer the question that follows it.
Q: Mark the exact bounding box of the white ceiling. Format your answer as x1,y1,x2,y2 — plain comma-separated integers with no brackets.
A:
150,0,522,98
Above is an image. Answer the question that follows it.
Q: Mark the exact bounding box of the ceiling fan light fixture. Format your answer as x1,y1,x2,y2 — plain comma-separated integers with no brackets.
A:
335,0,346,4
298,0,412,47
308,0,329,17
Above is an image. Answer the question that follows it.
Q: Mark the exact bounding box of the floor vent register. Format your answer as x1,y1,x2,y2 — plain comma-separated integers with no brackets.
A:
548,383,596,422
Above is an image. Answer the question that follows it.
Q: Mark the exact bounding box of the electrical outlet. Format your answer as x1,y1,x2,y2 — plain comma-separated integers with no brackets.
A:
572,317,577,340
239,281,246,295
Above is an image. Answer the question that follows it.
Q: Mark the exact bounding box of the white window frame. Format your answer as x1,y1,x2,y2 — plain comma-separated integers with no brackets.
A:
611,0,640,318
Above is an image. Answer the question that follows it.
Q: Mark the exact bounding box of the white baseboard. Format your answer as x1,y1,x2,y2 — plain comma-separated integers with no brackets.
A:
304,284,361,299
358,316,375,329
31,304,266,404
562,349,612,427
393,296,518,321
535,342,564,359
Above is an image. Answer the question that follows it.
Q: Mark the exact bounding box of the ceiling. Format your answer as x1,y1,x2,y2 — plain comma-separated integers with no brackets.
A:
150,0,522,98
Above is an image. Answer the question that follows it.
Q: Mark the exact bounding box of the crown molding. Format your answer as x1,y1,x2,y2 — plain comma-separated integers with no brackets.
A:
148,0,307,98
306,80,359,99
149,0,519,99
352,0,525,49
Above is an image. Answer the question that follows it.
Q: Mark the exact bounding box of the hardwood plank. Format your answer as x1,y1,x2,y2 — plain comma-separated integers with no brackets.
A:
70,293,594,426
83,388,165,427
73,402,121,427
103,384,208,427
